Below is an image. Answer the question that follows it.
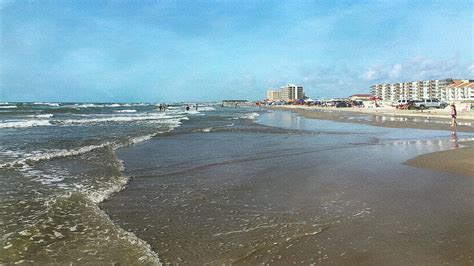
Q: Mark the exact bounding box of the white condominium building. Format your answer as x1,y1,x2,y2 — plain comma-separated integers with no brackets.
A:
446,80,474,101
370,78,463,102
280,84,305,101
266,90,282,101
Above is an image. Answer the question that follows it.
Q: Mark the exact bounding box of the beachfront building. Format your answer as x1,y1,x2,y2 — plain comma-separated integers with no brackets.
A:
266,90,282,101
267,84,305,101
280,84,305,101
446,80,474,101
370,78,463,102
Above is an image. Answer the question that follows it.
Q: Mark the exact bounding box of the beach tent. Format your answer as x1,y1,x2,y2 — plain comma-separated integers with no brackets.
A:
369,96,382,101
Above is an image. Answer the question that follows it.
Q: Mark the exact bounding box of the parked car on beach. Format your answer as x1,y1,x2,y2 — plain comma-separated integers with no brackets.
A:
394,99,416,109
413,99,448,109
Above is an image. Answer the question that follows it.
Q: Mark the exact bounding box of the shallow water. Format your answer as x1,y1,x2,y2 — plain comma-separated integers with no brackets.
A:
102,110,473,264
0,102,243,264
1,105,473,264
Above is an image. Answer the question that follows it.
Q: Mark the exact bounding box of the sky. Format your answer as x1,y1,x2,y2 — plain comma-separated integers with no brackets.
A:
1,0,473,102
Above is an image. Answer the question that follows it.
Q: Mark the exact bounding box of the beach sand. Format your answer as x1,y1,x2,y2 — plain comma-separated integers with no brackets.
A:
270,106,474,177
406,141,474,177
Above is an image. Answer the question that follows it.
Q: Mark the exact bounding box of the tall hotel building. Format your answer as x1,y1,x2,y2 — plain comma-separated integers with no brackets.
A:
370,78,473,102
267,84,305,101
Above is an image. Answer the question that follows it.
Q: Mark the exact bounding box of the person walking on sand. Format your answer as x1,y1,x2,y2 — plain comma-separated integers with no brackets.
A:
450,104,457,127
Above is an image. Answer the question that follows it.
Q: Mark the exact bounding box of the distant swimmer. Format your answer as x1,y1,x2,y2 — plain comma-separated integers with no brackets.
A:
158,104,163,111
195,105,198,111
186,105,190,111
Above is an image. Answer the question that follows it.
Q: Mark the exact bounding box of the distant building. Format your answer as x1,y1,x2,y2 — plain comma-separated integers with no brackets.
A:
280,84,305,101
370,78,464,102
266,84,305,101
266,90,282,101
446,80,474,101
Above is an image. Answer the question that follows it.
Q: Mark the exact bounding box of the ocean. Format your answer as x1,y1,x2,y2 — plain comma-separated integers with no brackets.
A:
1,102,473,264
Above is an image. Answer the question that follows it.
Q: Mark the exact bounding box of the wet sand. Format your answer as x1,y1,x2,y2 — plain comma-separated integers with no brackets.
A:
406,141,474,177
269,106,474,133
271,106,474,177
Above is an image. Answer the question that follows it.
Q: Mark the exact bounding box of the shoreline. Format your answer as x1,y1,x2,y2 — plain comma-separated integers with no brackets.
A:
268,105,474,132
268,106,474,177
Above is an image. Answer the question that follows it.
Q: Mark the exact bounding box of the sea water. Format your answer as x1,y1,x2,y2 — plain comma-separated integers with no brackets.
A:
1,104,473,264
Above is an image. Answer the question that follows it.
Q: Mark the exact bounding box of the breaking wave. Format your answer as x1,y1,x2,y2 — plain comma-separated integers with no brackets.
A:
0,120,51,129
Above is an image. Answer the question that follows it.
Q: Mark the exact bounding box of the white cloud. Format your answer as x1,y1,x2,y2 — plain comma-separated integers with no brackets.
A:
389,64,402,79
468,64,474,77
361,68,378,81
364,56,471,83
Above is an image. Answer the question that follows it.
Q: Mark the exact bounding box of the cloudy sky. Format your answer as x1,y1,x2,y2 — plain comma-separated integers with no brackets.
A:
1,0,473,102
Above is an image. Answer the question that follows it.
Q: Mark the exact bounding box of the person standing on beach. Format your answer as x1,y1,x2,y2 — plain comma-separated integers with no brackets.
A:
450,104,457,127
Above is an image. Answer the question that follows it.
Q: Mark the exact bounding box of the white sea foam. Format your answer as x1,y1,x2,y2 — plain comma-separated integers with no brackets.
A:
0,119,183,169
0,120,51,129
33,102,60,107
184,110,200,115
196,106,216,112
71,104,104,108
32,114,54,119
115,109,137,113
0,142,113,169
235,112,260,120
0,105,17,109
58,113,184,124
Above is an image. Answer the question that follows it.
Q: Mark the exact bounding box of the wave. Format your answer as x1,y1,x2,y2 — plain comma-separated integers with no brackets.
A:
114,109,137,113
57,114,185,125
104,103,133,108
235,112,260,120
31,114,54,118
71,104,104,108
33,102,61,107
0,125,180,170
0,142,114,169
196,106,215,112
0,120,51,129
0,105,18,109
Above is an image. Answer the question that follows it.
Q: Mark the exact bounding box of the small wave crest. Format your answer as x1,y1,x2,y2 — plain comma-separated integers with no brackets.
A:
33,102,61,107
0,105,18,109
234,112,260,120
57,113,185,125
114,109,137,113
196,106,216,112
0,120,51,129
32,114,54,119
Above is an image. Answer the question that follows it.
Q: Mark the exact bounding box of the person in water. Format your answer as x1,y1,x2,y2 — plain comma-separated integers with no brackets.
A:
186,105,190,111
450,104,457,127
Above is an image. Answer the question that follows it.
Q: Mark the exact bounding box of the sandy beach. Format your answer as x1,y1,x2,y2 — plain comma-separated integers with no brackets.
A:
269,106,474,177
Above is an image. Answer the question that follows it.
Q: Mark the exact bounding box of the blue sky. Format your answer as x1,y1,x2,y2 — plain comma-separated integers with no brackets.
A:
1,0,473,102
